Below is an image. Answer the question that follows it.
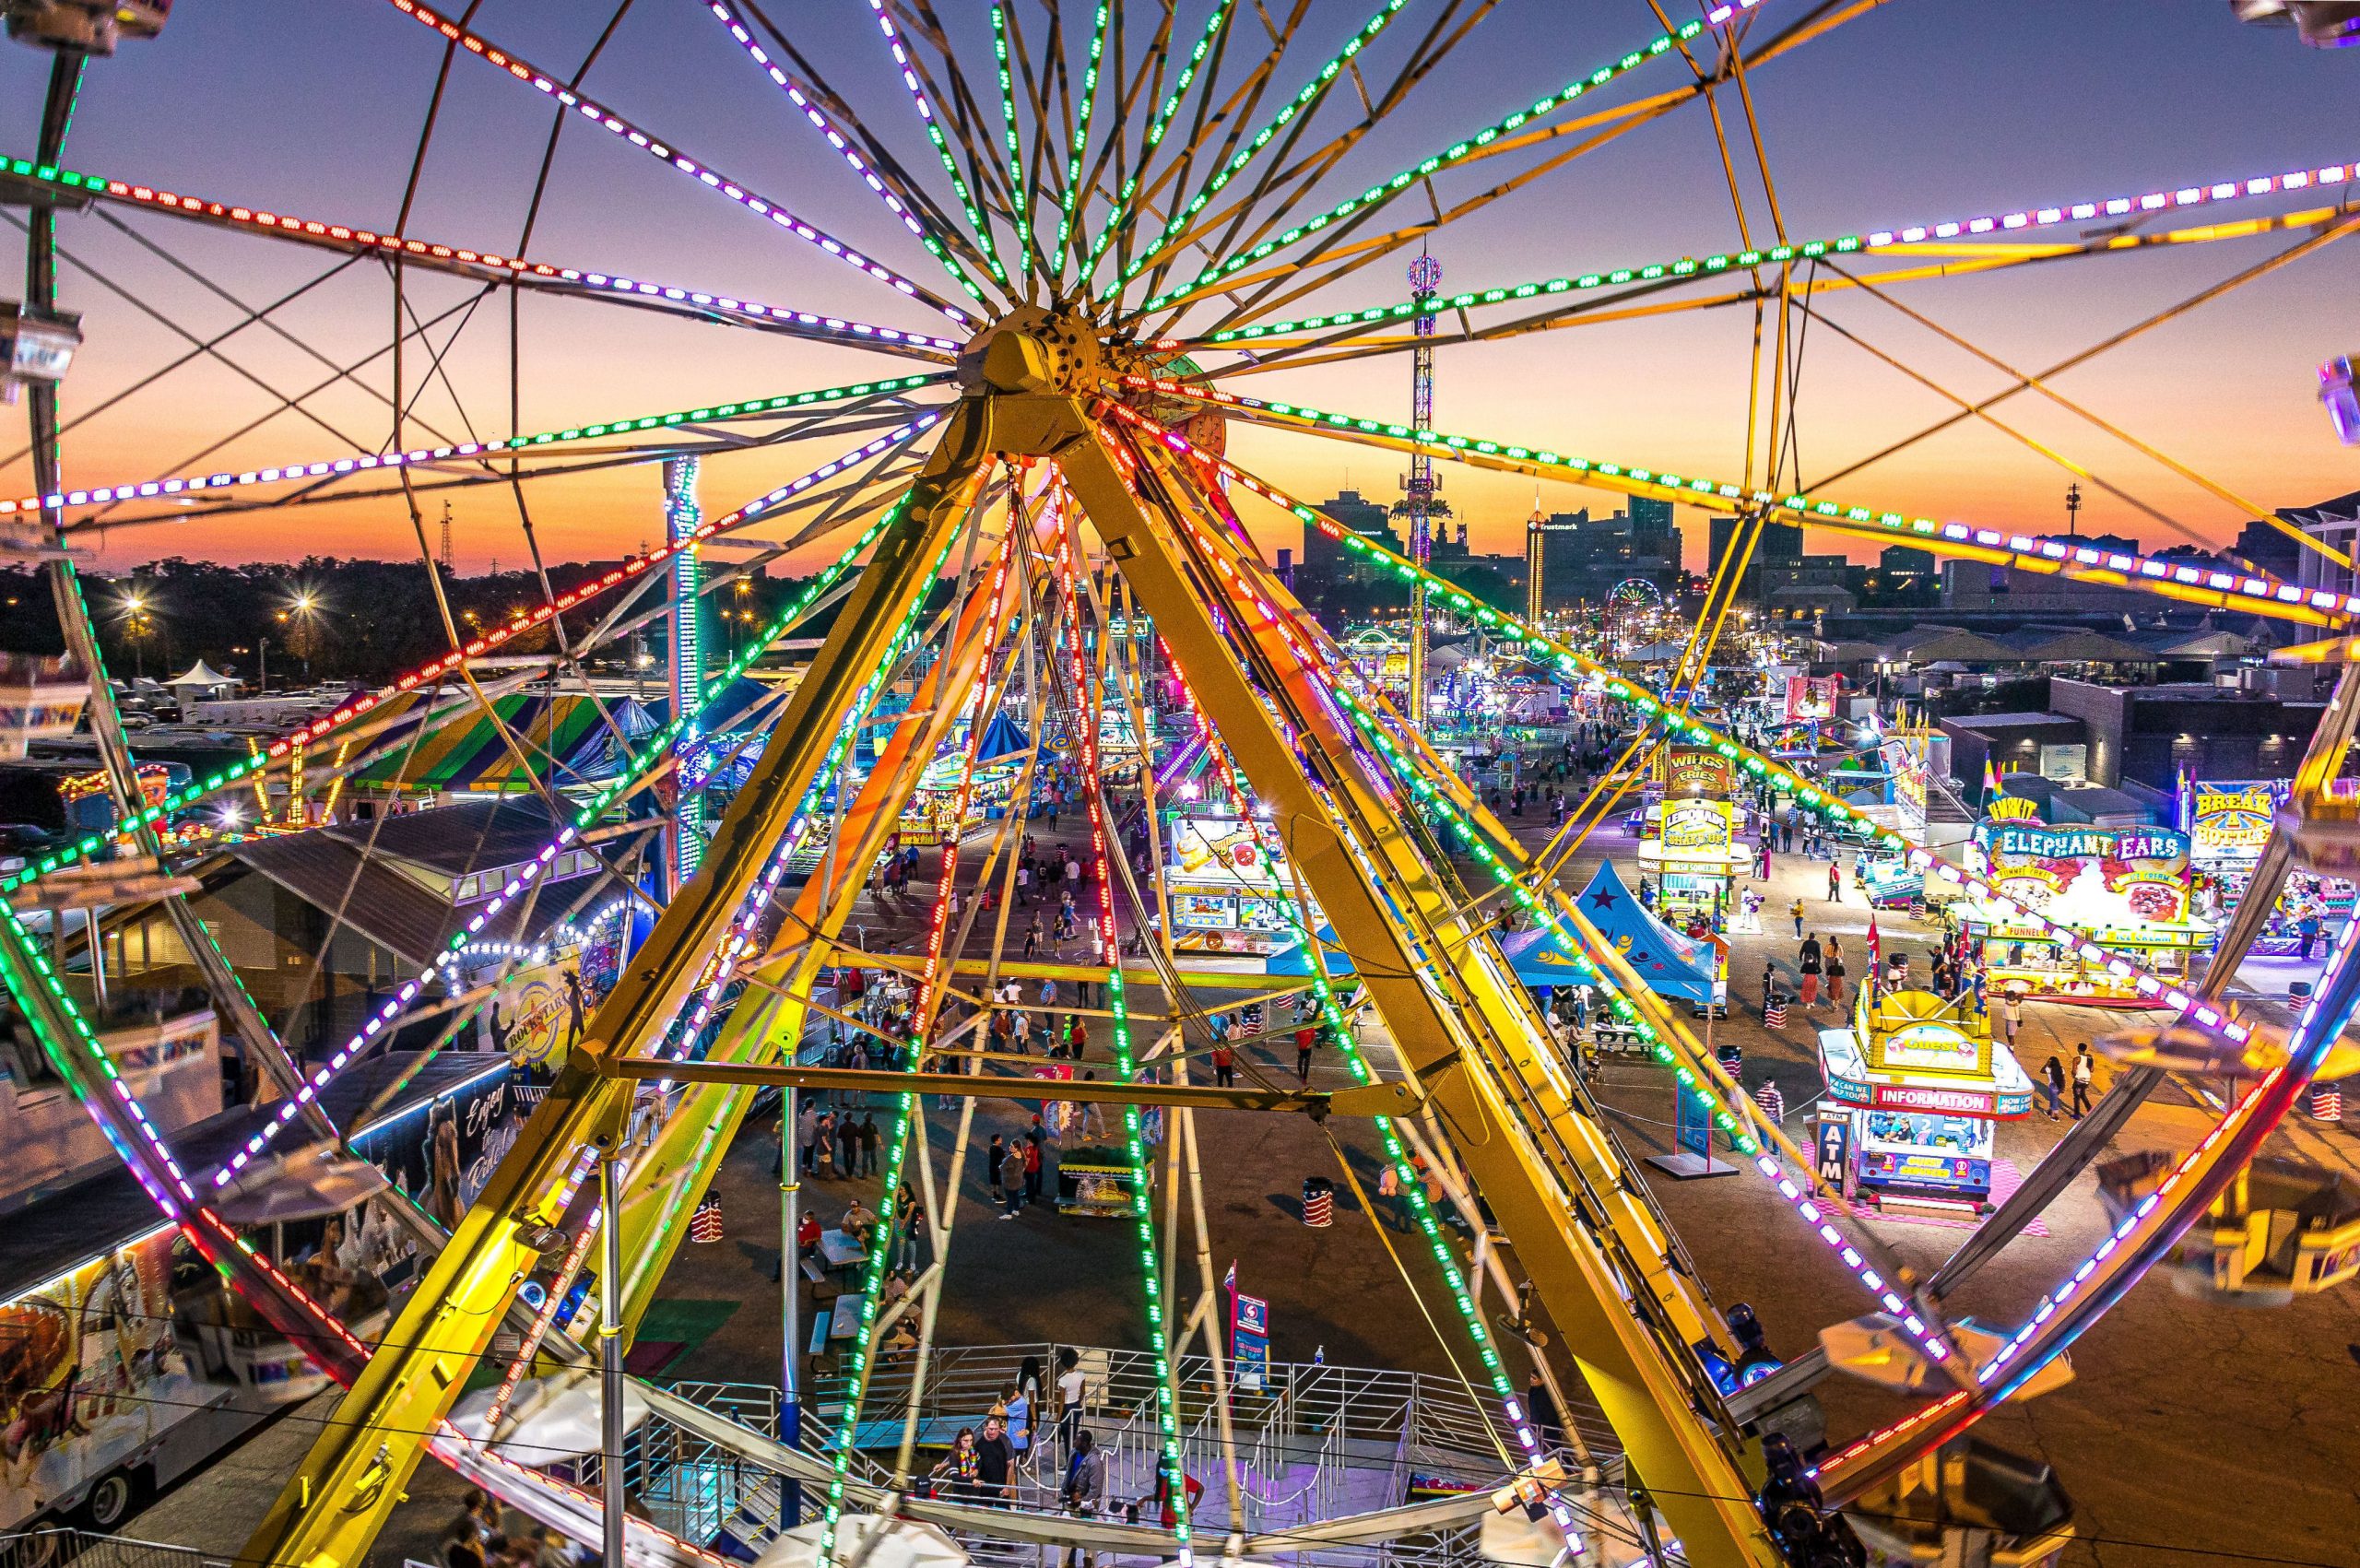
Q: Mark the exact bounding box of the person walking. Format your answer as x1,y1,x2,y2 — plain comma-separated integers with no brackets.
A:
1824,937,1847,1008
986,1134,1009,1208
1797,934,1823,1011
2000,990,2023,1048
797,1102,820,1176
1789,897,1805,939
838,1112,860,1180
2039,1055,2065,1119
1826,861,1842,902
1210,1032,1235,1088
1023,1129,1044,1205
1376,1161,1404,1232
859,1112,880,1176
1294,1021,1317,1083
2071,1043,2095,1118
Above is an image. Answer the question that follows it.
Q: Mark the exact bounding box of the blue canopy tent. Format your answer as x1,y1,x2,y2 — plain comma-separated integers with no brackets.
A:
1264,924,1355,977
1503,861,1717,1005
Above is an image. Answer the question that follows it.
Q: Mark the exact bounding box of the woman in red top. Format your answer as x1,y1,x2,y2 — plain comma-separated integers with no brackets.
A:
1294,1025,1316,1083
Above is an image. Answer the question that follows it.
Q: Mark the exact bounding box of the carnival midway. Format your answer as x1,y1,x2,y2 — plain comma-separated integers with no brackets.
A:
0,6,2357,1568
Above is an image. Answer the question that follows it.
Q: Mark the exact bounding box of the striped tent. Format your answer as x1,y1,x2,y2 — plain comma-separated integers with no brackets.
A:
353,691,655,795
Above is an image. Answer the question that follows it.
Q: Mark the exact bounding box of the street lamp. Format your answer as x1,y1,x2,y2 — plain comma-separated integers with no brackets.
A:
117,591,154,679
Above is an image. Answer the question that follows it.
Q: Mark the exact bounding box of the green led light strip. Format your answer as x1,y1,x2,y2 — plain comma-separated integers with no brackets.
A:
991,6,1035,278
863,1,1010,288
1116,0,1410,290
795,516,985,1568
1142,17,1704,312
1084,0,1242,275
1056,4,1113,265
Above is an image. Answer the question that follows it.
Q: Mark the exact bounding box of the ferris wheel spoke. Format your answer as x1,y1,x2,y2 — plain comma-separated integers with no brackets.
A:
11,374,947,526
1198,151,2360,348
886,0,1033,270
1053,2,1114,273
1150,0,1499,317
1192,91,1693,340
1084,0,1240,277
1105,0,1247,290
1139,5,1729,315
701,0,999,312
1115,0,1407,302
377,0,974,324
859,1,1015,290
0,159,966,359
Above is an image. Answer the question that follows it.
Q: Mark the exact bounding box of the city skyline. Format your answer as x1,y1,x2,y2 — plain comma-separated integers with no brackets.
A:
0,2,2354,576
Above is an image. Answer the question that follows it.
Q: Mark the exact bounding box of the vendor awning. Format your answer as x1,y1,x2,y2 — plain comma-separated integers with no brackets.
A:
1502,860,1717,1004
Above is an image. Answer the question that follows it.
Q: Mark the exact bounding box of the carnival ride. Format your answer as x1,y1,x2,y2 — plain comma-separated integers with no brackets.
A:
0,4,2354,1568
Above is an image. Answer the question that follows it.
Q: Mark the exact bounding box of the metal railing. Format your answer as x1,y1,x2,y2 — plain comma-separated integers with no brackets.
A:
0,1531,229,1568
619,1344,1620,1568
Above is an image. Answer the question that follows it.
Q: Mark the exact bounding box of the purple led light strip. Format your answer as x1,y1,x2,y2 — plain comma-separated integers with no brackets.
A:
386,0,969,324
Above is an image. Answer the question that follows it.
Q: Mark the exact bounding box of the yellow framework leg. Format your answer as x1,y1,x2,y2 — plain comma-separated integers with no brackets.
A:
1060,416,1780,1568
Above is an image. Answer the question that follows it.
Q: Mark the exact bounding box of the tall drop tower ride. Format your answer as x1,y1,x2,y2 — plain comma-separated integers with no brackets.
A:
1397,251,1447,726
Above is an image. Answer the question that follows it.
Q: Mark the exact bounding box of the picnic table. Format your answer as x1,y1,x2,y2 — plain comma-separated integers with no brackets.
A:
829,1292,869,1339
819,1227,867,1268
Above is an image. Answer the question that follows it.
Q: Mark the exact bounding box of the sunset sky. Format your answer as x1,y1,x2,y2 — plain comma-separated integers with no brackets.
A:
1,0,2355,581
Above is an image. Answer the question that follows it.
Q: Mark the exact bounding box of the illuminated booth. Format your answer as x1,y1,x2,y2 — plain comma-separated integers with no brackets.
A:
1636,743,1752,917
1163,811,1306,956
1819,988,2036,1213
2179,776,2338,950
1953,796,2208,1006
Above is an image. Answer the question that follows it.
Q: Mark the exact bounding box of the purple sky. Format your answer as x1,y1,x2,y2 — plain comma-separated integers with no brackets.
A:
2,0,2355,577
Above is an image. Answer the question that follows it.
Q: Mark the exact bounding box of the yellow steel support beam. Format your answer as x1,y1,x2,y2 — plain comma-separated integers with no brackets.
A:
240,401,999,1568
1060,414,1781,1568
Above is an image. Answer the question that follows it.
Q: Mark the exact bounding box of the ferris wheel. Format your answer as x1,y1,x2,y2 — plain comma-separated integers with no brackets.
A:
1,6,2357,1568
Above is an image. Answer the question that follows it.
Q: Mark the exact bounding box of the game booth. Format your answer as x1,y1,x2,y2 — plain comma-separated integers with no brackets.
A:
2179,775,2345,950
1636,744,1752,919
1951,796,2210,1006
1818,988,2036,1214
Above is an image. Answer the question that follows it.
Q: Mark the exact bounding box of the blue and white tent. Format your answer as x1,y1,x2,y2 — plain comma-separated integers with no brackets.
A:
1501,860,1717,1005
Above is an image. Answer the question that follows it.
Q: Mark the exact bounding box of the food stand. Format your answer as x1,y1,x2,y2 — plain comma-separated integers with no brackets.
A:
1953,797,2209,1005
1819,988,2036,1213
1637,744,1752,918
1162,811,1306,955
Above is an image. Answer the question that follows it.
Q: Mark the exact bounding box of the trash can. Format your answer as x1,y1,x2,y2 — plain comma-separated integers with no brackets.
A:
1302,1176,1334,1228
